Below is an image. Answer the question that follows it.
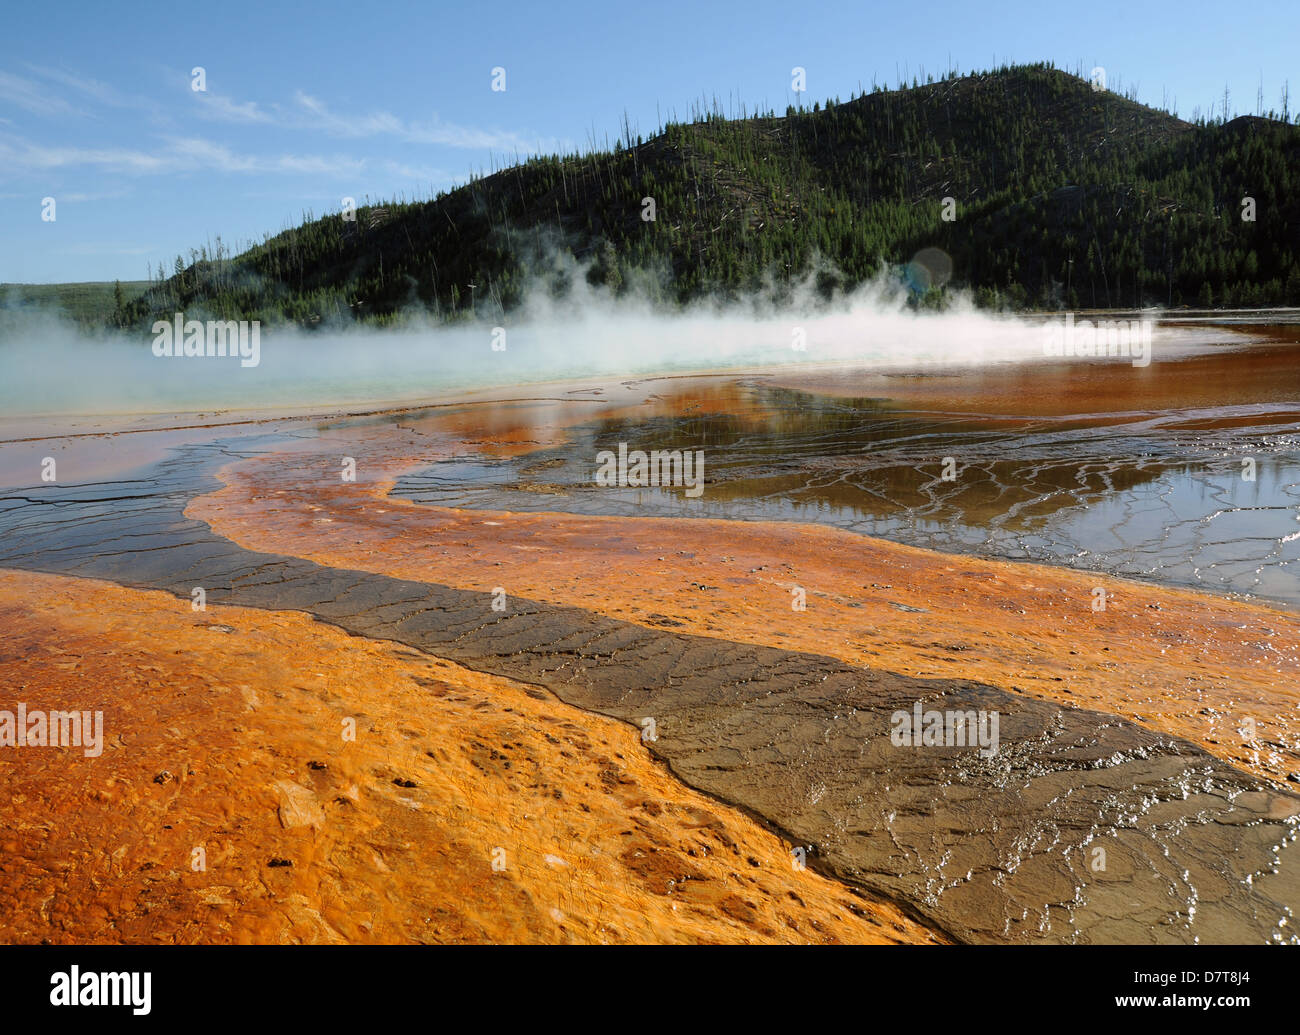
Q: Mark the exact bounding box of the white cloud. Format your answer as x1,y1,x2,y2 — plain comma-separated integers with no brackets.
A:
0,130,450,184
192,85,557,152
4,65,566,159
0,71,83,118
0,134,169,173
192,92,277,125
23,65,160,113
56,190,127,203
290,90,553,151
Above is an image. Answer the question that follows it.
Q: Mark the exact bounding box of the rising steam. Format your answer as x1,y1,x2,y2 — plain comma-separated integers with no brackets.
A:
0,254,1207,419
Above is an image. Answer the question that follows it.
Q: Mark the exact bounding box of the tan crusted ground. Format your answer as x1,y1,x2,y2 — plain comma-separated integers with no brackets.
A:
0,570,939,945
187,412,1300,788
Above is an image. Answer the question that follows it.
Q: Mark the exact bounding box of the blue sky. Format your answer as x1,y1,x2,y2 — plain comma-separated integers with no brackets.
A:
2,0,1296,283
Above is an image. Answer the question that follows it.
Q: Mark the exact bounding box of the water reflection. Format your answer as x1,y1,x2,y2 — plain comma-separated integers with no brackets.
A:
396,378,1300,606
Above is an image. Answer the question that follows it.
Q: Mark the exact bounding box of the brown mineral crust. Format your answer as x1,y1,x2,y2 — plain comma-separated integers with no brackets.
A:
0,569,939,945
187,413,1300,789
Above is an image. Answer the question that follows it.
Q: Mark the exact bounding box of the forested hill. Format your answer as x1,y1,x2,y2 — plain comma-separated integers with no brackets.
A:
121,62,1300,328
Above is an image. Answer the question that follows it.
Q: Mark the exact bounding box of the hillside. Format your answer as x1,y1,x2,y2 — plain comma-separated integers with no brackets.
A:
111,63,1300,327
1,281,151,329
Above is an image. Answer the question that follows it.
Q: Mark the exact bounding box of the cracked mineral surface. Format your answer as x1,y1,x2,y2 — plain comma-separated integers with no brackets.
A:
2,356,1298,943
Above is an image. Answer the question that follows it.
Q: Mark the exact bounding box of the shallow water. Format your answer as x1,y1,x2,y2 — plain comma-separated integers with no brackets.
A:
394,330,1300,606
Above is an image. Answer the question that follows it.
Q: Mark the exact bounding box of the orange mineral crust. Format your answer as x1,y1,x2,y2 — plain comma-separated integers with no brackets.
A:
763,334,1300,417
0,570,939,945
188,417,1300,788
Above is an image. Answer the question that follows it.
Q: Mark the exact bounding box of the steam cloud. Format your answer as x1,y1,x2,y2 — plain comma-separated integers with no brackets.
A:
0,257,1214,419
